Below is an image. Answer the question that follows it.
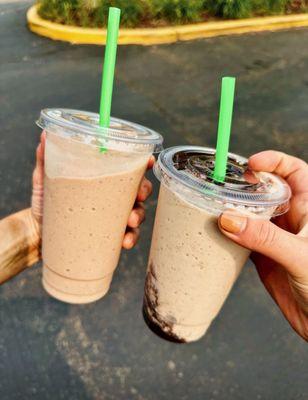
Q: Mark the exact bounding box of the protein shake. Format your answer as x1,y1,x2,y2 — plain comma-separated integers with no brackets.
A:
143,146,291,343
38,108,163,304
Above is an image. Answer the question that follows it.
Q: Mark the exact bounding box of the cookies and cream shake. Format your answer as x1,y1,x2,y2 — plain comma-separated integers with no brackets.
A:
37,108,163,304
143,146,291,343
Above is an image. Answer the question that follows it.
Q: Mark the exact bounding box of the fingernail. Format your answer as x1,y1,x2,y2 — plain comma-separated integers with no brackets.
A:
220,213,247,234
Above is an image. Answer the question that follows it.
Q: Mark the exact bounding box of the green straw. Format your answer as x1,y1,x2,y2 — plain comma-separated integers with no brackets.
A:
99,7,121,128
213,77,236,182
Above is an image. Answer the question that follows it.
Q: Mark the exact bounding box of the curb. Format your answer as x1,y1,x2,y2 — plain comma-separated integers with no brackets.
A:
27,5,308,46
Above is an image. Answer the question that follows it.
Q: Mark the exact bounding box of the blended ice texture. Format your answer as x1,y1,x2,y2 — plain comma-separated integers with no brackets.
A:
143,183,250,342
42,133,150,304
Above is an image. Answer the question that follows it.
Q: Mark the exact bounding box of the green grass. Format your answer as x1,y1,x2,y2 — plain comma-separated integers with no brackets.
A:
37,0,308,28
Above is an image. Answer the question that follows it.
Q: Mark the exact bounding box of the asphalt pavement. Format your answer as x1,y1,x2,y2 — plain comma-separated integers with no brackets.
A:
0,2,307,399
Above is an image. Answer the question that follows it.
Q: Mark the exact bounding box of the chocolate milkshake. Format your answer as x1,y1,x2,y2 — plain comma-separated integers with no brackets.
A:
143,146,291,342
38,108,163,304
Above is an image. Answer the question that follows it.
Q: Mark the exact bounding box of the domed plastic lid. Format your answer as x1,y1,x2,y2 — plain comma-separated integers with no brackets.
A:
37,108,163,153
155,146,291,217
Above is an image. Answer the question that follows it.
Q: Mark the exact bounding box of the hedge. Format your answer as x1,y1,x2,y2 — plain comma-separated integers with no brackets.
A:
37,0,308,28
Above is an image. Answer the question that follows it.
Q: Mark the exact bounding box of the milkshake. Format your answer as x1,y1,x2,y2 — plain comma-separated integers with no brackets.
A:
143,146,291,342
37,108,163,304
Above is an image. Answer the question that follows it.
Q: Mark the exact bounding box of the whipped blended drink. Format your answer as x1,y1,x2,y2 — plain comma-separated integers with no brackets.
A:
144,184,250,342
143,146,291,342
38,109,163,304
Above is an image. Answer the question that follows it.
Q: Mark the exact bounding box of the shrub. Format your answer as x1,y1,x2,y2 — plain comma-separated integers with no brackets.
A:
204,0,291,19
151,0,204,24
37,0,307,27
88,1,150,28
37,0,150,27
287,0,308,12
204,0,253,19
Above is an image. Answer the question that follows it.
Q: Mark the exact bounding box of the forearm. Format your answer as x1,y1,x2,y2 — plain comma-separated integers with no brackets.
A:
0,208,41,284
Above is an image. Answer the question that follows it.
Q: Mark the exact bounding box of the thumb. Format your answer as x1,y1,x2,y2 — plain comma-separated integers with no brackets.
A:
218,212,307,279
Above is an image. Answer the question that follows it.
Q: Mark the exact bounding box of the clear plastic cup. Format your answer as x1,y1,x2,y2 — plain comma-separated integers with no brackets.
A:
37,108,163,304
143,146,291,343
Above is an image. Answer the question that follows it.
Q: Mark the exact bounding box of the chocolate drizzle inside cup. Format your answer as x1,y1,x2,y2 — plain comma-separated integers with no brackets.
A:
155,146,291,216
173,150,261,192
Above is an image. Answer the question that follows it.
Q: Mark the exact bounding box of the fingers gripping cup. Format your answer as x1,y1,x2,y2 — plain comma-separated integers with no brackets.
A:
143,146,291,343
38,108,163,304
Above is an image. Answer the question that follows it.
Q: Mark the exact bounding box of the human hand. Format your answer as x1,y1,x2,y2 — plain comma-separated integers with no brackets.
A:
218,151,308,341
31,132,154,249
122,155,155,249
0,133,46,283
31,132,45,226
